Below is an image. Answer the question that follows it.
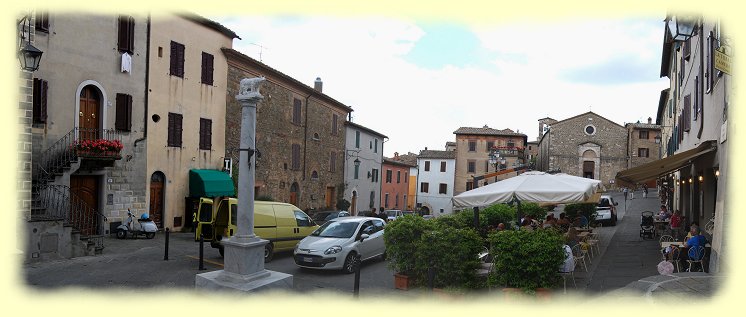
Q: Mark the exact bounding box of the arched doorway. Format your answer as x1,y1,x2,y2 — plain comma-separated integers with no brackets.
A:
290,182,299,206
351,191,358,215
149,172,165,229
582,149,597,179
79,85,101,140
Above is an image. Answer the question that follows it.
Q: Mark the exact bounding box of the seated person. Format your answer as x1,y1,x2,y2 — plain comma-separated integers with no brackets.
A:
573,214,589,228
683,226,707,261
542,214,557,229
496,223,506,231
557,213,571,231
657,205,672,220
565,227,580,249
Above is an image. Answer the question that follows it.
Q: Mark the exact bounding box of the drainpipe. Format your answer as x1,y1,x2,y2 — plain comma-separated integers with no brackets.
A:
134,14,150,148
697,23,705,139
302,93,311,181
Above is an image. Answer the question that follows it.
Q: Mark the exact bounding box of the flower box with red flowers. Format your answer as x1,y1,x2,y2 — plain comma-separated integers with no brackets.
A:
75,139,123,159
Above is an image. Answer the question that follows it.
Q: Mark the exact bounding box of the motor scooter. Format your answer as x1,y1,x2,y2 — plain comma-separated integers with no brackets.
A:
116,209,158,239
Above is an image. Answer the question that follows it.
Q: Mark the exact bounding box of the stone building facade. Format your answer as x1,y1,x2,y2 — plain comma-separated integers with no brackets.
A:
223,48,352,213
453,126,527,195
537,111,627,189
626,118,662,175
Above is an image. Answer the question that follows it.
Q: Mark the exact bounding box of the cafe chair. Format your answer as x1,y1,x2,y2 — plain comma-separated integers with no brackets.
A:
571,244,588,272
659,235,675,243
669,246,682,273
687,246,706,272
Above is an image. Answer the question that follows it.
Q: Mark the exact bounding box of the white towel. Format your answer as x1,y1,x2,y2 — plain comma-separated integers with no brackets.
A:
121,52,132,73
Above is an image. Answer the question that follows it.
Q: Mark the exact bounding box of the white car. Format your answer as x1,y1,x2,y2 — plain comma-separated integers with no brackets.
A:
595,195,618,226
293,216,386,273
384,209,404,222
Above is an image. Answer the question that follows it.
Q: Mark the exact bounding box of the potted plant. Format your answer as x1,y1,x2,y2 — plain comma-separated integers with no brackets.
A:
487,229,565,295
383,214,432,290
413,226,483,290
75,139,124,158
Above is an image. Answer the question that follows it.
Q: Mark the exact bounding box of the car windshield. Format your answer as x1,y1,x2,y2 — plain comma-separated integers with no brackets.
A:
385,210,398,217
310,221,359,238
599,198,611,207
312,213,332,222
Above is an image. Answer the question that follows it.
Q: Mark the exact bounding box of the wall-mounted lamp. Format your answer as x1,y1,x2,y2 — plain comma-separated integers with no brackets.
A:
18,13,43,72
715,169,720,178
667,15,698,42
353,158,360,167
688,178,693,184
367,171,372,179
654,135,662,144
698,175,704,183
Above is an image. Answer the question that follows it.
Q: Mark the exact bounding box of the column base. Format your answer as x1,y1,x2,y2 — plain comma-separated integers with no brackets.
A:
195,269,293,292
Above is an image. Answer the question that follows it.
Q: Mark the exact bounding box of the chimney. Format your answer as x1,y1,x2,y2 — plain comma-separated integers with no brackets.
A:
394,152,399,159
314,77,323,92
647,117,652,124
424,147,428,151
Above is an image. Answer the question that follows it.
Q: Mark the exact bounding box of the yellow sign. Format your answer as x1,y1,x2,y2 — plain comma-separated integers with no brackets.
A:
714,47,731,75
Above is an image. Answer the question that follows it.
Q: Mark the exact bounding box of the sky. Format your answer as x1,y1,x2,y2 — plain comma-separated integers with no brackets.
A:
213,14,670,158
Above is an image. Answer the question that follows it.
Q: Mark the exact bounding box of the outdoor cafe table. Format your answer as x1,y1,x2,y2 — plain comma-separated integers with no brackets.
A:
660,241,712,249
577,231,590,239
574,227,592,232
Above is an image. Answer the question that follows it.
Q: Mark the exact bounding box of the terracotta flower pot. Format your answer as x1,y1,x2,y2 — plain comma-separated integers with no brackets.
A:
535,288,552,299
394,273,412,290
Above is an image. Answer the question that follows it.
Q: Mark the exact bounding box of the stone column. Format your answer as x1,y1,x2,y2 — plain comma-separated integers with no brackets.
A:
195,77,292,292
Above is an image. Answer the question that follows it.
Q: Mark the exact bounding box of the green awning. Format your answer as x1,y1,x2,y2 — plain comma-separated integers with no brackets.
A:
189,169,235,198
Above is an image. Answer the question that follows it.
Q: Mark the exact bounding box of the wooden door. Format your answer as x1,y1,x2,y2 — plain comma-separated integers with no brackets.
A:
351,191,357,215
70,175,99,236
79,86,100,140
289,183,299,206
326,186,335,209
149,172,165,229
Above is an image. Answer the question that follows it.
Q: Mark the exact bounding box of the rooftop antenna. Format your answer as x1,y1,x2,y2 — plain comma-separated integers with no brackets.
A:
249,43,269,62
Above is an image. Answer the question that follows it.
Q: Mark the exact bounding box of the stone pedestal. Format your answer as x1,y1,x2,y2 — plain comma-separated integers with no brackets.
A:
195,237,293,292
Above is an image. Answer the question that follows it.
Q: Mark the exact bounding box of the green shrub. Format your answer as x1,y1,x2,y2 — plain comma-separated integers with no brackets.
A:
431,214,464,229
414,227,483,289
481,204,516,228
520,202,548,220
452,208,488,229
383,214,434,276
563,203,597,224
487,229,565,292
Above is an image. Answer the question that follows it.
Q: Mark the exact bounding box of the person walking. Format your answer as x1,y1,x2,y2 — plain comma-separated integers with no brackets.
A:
623,187,629,200
643,184,648,198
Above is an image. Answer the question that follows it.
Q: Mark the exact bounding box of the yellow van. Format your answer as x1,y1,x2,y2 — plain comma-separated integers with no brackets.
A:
194,197,318,262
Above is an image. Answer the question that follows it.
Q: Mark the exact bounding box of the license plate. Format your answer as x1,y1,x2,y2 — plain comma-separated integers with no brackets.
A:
303,257,313,262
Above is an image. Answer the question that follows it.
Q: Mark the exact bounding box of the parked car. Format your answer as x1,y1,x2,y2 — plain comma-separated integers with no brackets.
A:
384,209,404,222
595,195,618,226
311,210,350,225
294,216,386,273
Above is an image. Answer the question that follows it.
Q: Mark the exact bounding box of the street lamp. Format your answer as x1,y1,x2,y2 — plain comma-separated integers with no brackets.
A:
18,13,43,72
353,158,360,167
667,15,697,42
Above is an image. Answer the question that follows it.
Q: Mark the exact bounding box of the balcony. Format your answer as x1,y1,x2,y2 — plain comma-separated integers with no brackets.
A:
74,128,123,168
495,146,525,158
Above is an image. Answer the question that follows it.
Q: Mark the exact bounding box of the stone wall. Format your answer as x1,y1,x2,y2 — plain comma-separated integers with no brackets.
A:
226,64,348,211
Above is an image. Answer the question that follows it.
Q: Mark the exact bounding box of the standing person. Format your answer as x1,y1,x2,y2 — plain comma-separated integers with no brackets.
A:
378,208,387,222
623,187,629,200
643,184,648,198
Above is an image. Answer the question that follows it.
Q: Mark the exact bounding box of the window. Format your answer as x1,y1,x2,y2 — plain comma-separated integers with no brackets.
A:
466,181,473,191
167,113,183,147
684,37,691,61
507,139,515,148
694,76,700,121
199,118,212,150
424,161,430,172
439,183,447,194
468,141,476,152
170,41,185,78
683,95,691,132
35,12,49,33
329,151,336,173
707,32,713,93
668,100,673,118
118,15,135,54
115,93,132,131
638,148,649,158
440,161,446,172
396,171,401,183
584,125,596,135
374,139,378,153
291,144,301,170
354,164,359,179
294,210,312,227
639,130,649,139
372,169,379,182
201,52,214,85
384,193,389,208
395,194,399,208
332,113,338,135
420,182,429,193
486,141,494,152
386,170,392,183
32,78,48,124
467,161,476,173
311,171,319,180
293,98,302,125
355,131,360,148
405,172,408,181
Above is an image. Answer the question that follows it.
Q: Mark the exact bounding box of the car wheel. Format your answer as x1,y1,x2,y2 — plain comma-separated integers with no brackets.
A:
343,252,359,274
264,243,274,263
116,229,127,239
612,215,618,226
145,232,155,239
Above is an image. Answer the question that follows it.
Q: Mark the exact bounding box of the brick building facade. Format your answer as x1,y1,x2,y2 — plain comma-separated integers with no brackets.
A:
537,111,627,190
223,48,352,212
453,126,527,195
626,118,662,180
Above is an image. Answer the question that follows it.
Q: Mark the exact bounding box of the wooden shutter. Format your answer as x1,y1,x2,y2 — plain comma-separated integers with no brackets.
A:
115,93,132,131
293,98,302,124
168,113,183,147
330,151,336,172
292,144,300,170
33,78,48,124
35,12,49,32
199,118,212,150
683,95,691,131
170,41,184,77
201,52,214,85
684,37,691,60
332,114,338,135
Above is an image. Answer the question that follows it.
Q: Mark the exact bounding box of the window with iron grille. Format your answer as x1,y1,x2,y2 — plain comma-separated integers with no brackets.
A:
167,113,183,147
199,118,212,150
115,93,132,132
32,78,48,124
170,41,185,78
201,52,214,85
118,15,135,54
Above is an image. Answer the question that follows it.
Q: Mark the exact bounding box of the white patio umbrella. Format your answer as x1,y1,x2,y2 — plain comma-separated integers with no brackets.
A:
452,171,601,209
